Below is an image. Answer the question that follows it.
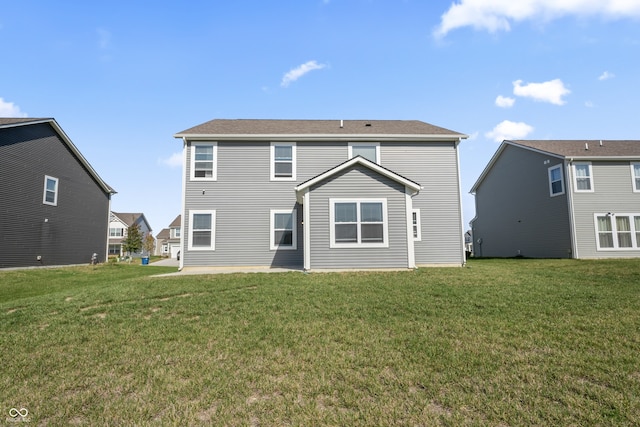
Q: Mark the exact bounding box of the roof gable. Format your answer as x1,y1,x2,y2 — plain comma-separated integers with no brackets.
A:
175,119,467,141
471,139,640,194
1,117,115,194
295,156,421,202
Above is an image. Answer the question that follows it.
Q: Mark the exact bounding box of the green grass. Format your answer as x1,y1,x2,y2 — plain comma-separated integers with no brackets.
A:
1,259,639,425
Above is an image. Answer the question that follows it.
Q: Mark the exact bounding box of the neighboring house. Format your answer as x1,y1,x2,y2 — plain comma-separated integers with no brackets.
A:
155,228,170,256
470,140,640,259
0,117,115,268
174,119,468,271
155,215,181,258
108,212,153,256
464,230,473,255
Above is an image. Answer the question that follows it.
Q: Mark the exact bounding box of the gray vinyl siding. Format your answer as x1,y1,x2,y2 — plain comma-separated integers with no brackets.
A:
183,141,303,267
182,139,464,268
472,145,572,258
308,166,409,269
571,161,640,258
381,142,464,265
0,123,110,268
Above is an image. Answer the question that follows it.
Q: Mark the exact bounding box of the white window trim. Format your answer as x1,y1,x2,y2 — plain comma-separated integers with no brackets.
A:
329,198,389,248
270,209,297,250
631,162,640,193
348,142,380,163
188,210,216,251
573,162,594,193
412,209,422,241
594,213,640,251
43,175,59,206
270,142,296,181
548,164,565,197
190,142,217,181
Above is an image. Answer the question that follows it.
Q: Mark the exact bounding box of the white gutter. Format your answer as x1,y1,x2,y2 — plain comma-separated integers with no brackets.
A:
179,137,188,271
173,133,468,142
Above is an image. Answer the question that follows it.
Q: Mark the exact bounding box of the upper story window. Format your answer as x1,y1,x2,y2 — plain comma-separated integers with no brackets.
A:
270,142,296,181
43,176,59,206
548,164,565,196
172,227,181,238
348,142,380,163
109,228,124,237
191,142,217,181
270,209,297,250
188,210,216,250
632,163,640,192
573,162,593,192
330,199,388,248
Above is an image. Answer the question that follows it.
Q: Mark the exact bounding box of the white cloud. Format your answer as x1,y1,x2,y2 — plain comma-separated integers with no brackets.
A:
97,28,112,49
513,79,570,105
598,71,615,80
485,120,534,142
434,0,640,38
159,152,183,168
281,60,327,87
495,95,515,108
0,98,27,117
585,100,595,108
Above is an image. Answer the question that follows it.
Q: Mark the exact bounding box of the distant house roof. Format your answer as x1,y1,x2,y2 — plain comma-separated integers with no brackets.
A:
112,212,152,232
156,228,170,240
470,139,640,194
169,215,181,228
1,117,116,194
509,140,640,158
175,119,467,142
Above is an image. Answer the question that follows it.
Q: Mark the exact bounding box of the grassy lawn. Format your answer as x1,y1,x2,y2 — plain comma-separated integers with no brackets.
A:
1,260,639,425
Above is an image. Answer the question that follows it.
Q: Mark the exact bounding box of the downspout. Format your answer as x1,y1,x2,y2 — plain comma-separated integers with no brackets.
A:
302,189,311,271
566,158,579,259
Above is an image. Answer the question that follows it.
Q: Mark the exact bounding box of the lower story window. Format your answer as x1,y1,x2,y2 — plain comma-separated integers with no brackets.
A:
330,199,388,248
270,209,297,250
189,210,216,250
108,244,121,255
595,213,640,250
412,209,421,241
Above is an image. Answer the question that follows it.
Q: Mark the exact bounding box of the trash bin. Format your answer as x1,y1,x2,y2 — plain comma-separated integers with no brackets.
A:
141,257,149,265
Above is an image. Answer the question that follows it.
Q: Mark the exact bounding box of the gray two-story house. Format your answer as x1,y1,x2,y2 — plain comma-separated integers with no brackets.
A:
470,140,640,259
0,118,115,268
174,119,467,271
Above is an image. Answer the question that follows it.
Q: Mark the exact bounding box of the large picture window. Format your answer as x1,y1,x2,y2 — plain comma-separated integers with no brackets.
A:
270,209,297,250
548,164,564,196
271,142,296,180
43,175,59,206
188,210,216,250
330,199,388,248
595,213,640,250
573,162,593,192
191,143,217,180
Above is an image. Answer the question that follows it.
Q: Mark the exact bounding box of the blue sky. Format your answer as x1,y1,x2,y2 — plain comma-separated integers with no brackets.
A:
2,0,639,234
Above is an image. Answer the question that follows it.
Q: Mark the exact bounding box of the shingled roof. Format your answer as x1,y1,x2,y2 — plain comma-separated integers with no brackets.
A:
509,140,640,158
471,139,640,194
175,119,466,140
0,117,52,127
